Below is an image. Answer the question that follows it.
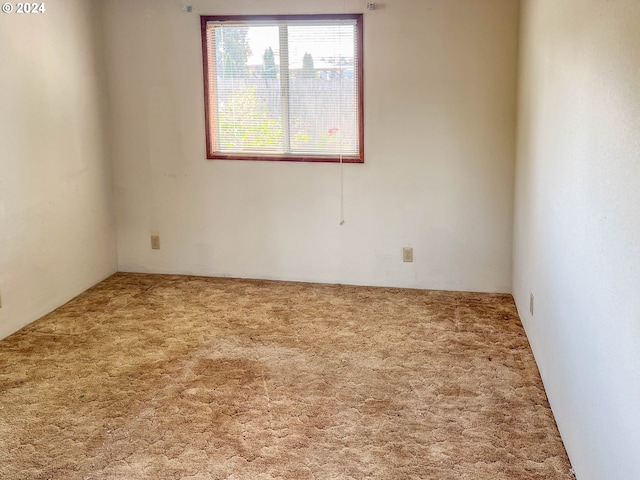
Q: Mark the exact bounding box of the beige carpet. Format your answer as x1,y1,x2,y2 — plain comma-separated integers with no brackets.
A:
0,273,572,479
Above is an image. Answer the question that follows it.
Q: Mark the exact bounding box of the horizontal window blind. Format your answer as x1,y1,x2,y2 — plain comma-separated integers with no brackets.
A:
202,15,362,162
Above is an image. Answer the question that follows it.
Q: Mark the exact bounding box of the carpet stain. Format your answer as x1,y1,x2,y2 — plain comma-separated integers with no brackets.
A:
0,273,572,479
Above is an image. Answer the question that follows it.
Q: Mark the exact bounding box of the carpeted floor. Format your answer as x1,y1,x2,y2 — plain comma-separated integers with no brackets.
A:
0,273,572,479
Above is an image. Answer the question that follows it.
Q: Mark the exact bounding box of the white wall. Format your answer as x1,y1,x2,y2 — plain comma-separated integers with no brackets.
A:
102,0,519,293
0,0,117,339
513,1,640,478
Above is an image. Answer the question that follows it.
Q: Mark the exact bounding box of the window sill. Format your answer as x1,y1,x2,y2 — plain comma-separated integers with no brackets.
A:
206,153,364,164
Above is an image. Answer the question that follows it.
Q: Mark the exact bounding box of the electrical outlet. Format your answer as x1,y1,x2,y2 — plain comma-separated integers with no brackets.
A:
151,235,160,250
530,293,534,316
403,247,413,263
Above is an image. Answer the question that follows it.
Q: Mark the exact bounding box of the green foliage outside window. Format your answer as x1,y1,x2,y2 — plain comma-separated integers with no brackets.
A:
262,47,277,79
219,86,282,150
217,27,252,78
300,52,317,79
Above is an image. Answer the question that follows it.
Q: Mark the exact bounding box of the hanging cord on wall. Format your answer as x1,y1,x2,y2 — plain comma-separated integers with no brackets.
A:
339,72,345,225
339,157,345,225
338,8,346,226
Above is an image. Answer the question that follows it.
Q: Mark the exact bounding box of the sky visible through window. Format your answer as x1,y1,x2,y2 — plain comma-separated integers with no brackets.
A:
245,24,355,69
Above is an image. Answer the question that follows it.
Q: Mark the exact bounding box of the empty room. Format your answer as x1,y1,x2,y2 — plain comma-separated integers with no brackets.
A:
0,0,638,479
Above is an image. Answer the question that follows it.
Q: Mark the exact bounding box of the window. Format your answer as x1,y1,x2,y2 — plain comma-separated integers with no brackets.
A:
200,14,364,163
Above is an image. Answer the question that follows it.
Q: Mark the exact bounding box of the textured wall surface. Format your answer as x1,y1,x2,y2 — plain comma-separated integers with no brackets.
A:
102,0,519,293
0,0,117,339
513,1,640,478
